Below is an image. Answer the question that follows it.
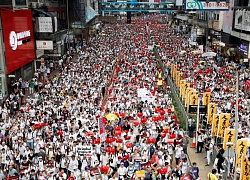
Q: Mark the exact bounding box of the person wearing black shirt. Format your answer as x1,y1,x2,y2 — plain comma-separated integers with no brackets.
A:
215,144,225,174
20,157,30,171
122,121,131,131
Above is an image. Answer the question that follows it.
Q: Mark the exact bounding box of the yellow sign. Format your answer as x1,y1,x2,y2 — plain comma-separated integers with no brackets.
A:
176,71,180,87
223,129,235,150
171,64,174,77
236,138,248,168
203,92,211,106
185,88,194,107
212,114,220,137
207,103,216,124
158,80,162,86
241,155,250,180
173,65,177,81
187,90,196,106
182,83,190,100
218,113,230,138
180,80,186,97
190,94,198,105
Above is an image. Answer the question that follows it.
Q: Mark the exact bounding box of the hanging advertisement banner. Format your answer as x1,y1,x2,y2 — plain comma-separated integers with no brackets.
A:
1,10,35,73
185,0,229,11
234,9,250,32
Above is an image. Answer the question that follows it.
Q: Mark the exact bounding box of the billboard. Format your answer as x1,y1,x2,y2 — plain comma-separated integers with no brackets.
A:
185,0,229,11
1,10,35,74
36,40,53,50
37,17,53,33
234,9,250,32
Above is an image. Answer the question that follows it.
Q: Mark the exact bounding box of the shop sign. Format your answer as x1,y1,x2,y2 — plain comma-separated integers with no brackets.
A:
36,40,53,50
185,0,229,11
239,44,248,55
36,49,44,58
1,9,35,74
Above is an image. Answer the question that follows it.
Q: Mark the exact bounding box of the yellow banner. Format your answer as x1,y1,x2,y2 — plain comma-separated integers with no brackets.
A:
176,71,180,87
223,128,235,150
203,92,211,106
218,113,230,138
182,83,190,100
185,88,194,107
207,103,216,124
173,65,177,81
236,139,248,168
190,94,198,105
241,155,250,180
187,90,196,106
171,64,174,77
180,80,186,97
212,114,220,137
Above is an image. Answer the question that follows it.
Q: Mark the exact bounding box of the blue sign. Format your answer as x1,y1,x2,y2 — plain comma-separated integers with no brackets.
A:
240,44,248,55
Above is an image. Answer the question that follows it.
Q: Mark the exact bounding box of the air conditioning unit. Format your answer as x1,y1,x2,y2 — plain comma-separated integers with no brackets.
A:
37,3,44,8
30,2,38,8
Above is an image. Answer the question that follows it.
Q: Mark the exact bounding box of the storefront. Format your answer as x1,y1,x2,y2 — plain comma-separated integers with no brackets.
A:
0,9,36,94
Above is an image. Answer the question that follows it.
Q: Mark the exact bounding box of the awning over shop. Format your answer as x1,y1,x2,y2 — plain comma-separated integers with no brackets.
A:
86,6,99,24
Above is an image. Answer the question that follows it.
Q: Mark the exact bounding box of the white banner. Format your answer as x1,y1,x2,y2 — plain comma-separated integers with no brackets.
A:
36,40,53,50
234,9,250,31
77,146,93,156
38,17,53,33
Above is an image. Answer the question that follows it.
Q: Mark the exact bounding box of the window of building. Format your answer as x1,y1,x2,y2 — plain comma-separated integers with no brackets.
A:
62,11,65,19
15,0,27,5
0,0,12,5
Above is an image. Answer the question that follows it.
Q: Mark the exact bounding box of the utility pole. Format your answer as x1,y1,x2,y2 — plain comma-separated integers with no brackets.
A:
233,69,239,180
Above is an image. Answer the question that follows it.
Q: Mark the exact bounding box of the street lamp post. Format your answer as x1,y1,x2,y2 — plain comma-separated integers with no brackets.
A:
233,69,239,180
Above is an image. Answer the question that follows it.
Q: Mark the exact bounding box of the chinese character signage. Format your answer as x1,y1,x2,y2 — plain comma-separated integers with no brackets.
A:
203,92,211,106
185,0,229,11
223,128,235,150
180,80,186,97
182,83,190,100
212,114,220,137
241,155,250,180
185,88,194,107
236,138,248,168
218,113,230,138
207,103,216,124
176,71,181,87
190,94,198,105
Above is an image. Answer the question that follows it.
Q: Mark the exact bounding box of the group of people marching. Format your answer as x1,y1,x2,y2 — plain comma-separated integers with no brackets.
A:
2,13,249,180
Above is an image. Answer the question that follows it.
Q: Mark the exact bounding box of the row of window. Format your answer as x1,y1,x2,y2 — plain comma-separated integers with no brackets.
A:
197,11,220,21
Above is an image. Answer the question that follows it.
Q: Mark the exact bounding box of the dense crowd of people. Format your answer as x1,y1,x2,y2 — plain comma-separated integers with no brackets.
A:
0,15,203,180
0,14,249,180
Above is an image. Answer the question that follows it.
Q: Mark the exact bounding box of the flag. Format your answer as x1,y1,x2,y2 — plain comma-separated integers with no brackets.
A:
98,117,107,142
